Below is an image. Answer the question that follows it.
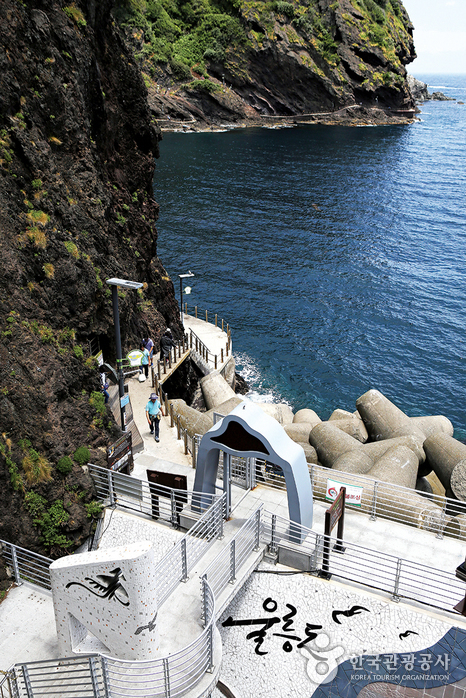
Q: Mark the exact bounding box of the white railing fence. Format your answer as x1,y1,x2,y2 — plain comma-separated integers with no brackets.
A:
261,511,466,613
5,580,217,698
202,506,262,614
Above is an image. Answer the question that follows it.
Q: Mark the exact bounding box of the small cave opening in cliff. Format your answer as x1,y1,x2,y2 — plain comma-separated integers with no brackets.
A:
162,358,206,409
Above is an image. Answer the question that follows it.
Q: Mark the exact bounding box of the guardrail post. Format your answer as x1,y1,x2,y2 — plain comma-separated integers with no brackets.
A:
392,559,402,602
89,656,102,698
157,360,161,380
370,481,378,521
226,341,229,357
270,514,278,555
207,624,214,673
10,545,22,586
107,470,115,507
170,403,174,428
163,658,171,698
214,355,217,369
221,348,224,363
181,539,188,582
229,539,236,583
101,655,111,698
184,430,188,455
201,575,208,627
192,436,197,469
21,667,32,697
254,508,261,551
436,500,447,539
176,415,181,440
170,491,178,528
164,393,169,418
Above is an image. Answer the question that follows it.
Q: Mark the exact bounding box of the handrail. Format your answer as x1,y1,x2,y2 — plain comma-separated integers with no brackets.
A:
189,327,231,370
202,506,262,613
7,581,218,698
261,511,466,613
0,539,53,590
87,462,221,525
184,305,231,338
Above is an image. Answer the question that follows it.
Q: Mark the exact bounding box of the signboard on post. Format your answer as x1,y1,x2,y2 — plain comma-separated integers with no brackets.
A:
326,478,363,507
108,432,133,474
319,487,346,580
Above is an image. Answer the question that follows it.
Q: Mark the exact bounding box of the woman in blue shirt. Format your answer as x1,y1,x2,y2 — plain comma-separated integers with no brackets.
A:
145,393,163,441
140,344,150,378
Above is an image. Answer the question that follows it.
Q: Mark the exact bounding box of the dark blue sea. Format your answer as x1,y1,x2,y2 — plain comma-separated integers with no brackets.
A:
154,74,466,439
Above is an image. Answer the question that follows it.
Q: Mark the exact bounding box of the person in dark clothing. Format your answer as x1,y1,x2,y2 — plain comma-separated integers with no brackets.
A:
159,328,176,362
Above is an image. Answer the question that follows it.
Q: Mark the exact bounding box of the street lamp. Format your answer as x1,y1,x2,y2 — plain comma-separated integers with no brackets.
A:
106,278,143,432
178,271,194,328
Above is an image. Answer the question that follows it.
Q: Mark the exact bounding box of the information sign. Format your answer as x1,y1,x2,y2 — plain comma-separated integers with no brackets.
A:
108,432,133,473
326,478,363,507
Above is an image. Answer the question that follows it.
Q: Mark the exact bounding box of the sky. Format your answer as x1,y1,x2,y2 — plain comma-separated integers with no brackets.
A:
401,0,466,74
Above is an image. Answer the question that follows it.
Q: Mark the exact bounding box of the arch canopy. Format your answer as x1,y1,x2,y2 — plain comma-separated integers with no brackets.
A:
193,401,313,530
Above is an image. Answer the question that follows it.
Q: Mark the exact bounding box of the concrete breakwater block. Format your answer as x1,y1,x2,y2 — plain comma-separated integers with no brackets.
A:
326,417,368,443
309,422,361,468
356,389,426,442
293,408,321,427
332,450,373,474
168,398,214,437
297,442,319,464
424,433,466,496
368,445,418,490
284,423,314,444
360,435,426,465
257,402,294,425
200,370,237,410
205,397,244,419
411,415,454,438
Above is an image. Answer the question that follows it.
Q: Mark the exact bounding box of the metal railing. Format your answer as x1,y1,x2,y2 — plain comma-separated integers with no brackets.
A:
153,337,190,382
211,453,466,542
88,463,220,526
202,506,262,612
0,540,52,590
261,511,466,613
184,305,230,336
188,328,231,371
6,580,217,698
155,493,226,607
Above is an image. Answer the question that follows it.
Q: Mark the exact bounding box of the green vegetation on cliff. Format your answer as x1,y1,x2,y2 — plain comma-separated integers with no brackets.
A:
114,0,415,114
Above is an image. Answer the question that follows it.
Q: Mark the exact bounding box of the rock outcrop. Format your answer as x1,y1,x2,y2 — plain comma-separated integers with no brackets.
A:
0,0,181,556
407,74,454,102
117,0,418,128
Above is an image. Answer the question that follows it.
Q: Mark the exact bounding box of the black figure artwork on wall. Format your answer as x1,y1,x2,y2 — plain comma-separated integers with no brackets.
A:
65,567,130,606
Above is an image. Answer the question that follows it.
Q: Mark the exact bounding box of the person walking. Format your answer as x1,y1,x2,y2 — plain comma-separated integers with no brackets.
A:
142,337,154,365
140,343,150,379
160,328,176,363
145,392,163,442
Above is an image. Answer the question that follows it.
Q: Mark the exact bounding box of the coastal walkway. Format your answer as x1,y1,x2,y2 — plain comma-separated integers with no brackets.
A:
4,317,466,697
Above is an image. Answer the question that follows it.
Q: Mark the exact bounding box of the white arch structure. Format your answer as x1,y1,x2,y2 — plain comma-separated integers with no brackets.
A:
193,401,313,532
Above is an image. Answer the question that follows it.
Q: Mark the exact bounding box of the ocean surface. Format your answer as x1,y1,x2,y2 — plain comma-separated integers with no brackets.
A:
154,74,466,438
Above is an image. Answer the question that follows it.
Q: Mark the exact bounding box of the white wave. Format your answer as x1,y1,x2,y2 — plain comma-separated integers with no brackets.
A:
234,351,290,406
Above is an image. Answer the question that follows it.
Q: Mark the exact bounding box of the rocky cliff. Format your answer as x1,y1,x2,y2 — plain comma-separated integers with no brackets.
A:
116,0,417,127
0,0,181,558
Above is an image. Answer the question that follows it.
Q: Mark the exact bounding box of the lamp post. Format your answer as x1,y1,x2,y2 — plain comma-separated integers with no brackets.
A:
106,278,143,432
178,271,194,328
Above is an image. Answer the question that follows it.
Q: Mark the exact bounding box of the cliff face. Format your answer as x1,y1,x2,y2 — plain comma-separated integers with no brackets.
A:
0,0,180,556
117,0,416,126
